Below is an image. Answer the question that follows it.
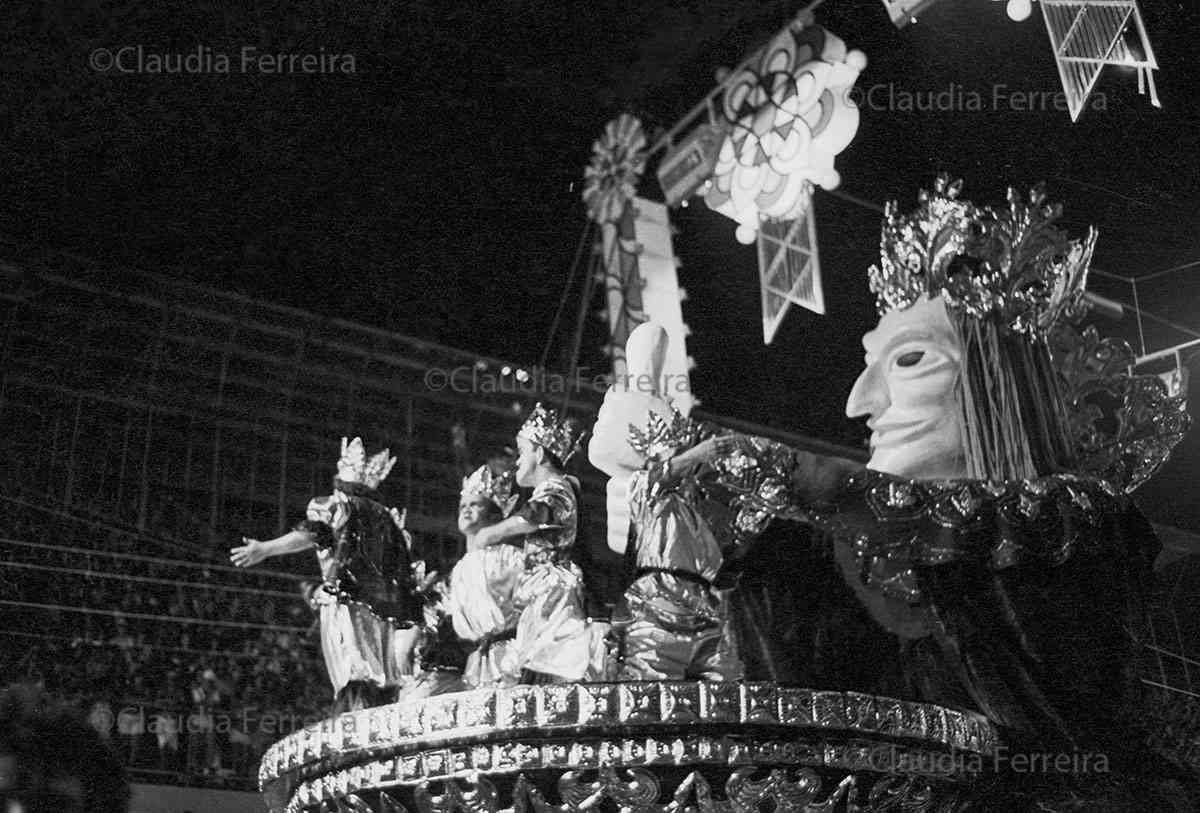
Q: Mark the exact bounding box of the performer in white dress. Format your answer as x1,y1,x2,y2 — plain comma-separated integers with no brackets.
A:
445,463,525,688
472,403,596,683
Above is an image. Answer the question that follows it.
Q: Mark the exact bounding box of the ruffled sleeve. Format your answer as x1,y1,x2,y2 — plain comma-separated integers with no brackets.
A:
293,493,344,549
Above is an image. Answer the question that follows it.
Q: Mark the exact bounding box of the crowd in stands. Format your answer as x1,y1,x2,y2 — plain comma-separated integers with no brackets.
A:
1,503,331,789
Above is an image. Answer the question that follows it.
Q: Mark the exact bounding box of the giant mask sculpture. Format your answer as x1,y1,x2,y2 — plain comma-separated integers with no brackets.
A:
846,295,966,480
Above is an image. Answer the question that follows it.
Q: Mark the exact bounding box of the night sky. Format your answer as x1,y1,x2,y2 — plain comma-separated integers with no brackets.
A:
3,0,1199,529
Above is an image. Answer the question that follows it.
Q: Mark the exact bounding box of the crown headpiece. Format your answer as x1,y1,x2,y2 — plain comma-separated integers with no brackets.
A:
460,464,519,517
518,402,585,465
628,407,698,463
337,437,396,489
869,175,1096,338
1051,324,1190,493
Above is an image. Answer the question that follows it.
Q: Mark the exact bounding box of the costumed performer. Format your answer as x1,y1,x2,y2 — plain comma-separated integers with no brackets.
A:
230,437,421,713
472,403,598,683
588,321,743,680
444,460,526,688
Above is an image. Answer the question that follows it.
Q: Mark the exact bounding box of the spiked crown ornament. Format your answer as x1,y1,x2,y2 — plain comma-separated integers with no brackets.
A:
460,464,519,518
518,403,585,465
336,437,397,489
866,175,1188,491
869,174,1095,338
1051,324,1190,493
628,408,698,463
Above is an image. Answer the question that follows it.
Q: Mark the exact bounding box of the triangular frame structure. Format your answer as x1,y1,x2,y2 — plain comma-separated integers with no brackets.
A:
756,194,824,345
1040,0,1160,122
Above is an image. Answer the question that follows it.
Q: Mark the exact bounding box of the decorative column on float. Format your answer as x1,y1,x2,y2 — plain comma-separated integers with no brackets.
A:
583,114,697,553
582,114,649,387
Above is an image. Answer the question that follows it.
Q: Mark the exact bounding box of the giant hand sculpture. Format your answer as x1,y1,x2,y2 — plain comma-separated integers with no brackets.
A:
588,322,675,553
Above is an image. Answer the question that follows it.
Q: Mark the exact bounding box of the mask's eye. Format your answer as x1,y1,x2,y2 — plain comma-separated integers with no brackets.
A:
896,350,925,368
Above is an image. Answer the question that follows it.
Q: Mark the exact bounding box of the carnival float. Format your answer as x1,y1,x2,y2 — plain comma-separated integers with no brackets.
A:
252,3,1192,811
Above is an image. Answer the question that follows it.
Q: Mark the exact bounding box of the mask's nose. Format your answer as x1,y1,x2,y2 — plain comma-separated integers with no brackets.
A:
846,362,888,420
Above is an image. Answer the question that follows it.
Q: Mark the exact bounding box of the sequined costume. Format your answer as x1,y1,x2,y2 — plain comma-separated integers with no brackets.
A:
505,475,593,682
726,461,1193,809
447,543,525,687
297,480,418,710
619,451,742,681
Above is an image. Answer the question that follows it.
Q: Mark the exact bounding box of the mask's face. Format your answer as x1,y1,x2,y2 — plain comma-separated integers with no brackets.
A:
457,496,495,535
515,435,540,487
845,296,967,480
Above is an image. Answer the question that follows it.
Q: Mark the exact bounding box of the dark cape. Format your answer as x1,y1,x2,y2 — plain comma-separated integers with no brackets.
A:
295,479,418,624
724,468,1198,810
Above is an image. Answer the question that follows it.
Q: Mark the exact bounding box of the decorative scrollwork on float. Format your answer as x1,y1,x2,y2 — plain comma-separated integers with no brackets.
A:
414,776,500,813
379,792,414,813
559,766,662,810
264,683,995,813
1050,322,1190,493
285,766,969,813
663,771,721,813
725,767,832,812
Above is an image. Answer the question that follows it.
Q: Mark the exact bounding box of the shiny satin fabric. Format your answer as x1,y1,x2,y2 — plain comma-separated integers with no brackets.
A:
727,468,1196,807
620,581,742,681
507,560,593,681
504,475,599,682
447,544,525,687
619,466,742,681
312,589,408,697
628,467,723,581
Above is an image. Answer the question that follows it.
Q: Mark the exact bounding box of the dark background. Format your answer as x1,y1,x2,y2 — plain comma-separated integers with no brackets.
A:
2,0,1198,530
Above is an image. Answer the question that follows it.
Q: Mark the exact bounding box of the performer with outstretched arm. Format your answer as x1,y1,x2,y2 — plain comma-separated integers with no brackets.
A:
230,437,419,713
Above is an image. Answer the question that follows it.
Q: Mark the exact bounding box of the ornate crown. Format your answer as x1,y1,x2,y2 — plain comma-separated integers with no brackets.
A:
336,437,396,489
628,408,698,463
518,403,585,465
869,175,1096,338
460,464,519,518
1051,324,1190,493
